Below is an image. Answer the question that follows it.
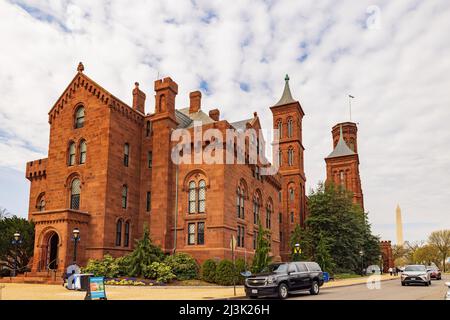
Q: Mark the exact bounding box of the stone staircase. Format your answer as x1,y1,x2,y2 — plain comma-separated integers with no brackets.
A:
0,270,64,285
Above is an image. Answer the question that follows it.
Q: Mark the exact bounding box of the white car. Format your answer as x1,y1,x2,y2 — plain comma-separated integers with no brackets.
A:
401,265,431,286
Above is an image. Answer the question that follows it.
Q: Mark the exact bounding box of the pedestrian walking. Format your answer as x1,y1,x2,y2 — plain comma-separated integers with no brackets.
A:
388,267,393,276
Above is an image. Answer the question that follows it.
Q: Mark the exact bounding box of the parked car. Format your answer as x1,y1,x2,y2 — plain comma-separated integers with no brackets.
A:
244,262,324,299
426,266,442,280
401,265,431,286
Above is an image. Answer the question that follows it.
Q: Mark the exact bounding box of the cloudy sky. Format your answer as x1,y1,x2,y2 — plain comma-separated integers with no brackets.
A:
0,0,449,242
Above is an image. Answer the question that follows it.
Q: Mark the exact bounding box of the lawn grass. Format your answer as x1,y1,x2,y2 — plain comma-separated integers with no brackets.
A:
333,273,362,280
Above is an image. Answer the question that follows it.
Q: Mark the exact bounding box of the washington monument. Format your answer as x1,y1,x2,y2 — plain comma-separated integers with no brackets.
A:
396,204,404,246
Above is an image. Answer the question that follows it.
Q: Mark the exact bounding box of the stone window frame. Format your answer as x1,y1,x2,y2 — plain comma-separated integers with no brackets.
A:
68,141,76,166
115,218,123,246
70,177,81,210
287,117,293,138
146,120,152,137
287,146,294,166
266,198,273,229
79,139,87,164
74,104,85,129
184,170,209,215
236,179,248,220
36,192,46,212
123,143,130,167
276,119,283,139
122,184,128,209
124,220,131,247
187,221,205,246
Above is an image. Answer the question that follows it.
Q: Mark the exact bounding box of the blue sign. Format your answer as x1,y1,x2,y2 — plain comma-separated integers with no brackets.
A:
323,272,330,282
89,277,106,300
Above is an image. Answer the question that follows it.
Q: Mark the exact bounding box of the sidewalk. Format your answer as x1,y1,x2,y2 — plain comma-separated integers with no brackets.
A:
0,274,399,300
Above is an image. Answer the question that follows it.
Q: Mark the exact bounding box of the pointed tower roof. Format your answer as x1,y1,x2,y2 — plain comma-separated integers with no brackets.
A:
273,74,297,106
326,125,356,158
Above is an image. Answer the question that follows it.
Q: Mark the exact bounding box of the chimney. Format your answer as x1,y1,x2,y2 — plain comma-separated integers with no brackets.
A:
189,91,202,113
209,109,220,121
132,82,146,114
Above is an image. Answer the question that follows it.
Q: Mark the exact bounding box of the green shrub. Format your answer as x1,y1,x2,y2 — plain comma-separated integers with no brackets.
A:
234,258,248,285
143,262,176,283
201,259,217,283
214,259,236,286
164,252,199,280
82,255,120,278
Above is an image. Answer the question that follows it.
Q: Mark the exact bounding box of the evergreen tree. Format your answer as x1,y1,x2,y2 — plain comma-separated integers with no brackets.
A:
251,220,272,273
127,225,164,277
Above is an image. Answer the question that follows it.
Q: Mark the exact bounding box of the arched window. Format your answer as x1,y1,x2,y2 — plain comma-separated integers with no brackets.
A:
236,184,245,219
75,106,85,129
277,120,283,139
287,118,293,137
37,194,45,211
68,142,76,166
124,143,130,167
116,219,122,246
278,150,282,166
198,180,206,213
122,185,128,209
146,121,152,137
288,148,294,166
289,188,294,201
70,178,81,210
339,171,345,186
124,221,130,247
253,195,260,224
188,181,196,214
79,140,87,164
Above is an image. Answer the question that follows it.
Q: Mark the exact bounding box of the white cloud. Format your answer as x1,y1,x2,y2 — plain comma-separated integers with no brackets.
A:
0,0,449,241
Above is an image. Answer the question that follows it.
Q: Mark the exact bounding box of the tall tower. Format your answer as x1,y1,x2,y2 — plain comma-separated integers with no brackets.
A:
396,204,404,246
270,75,306,261
325,124,364,210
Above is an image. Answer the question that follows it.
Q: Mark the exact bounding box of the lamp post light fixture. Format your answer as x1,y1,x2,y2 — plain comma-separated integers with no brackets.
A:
72,228,80,264
11,232,22,277
359,250,364,276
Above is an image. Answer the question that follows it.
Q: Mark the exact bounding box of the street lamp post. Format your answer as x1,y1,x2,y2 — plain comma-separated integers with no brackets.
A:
379,254,383,274
359,250,364,276
11,232,22,277
72,228,80,264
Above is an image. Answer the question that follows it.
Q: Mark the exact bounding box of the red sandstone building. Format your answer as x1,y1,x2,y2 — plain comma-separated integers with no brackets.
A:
25,63,307,272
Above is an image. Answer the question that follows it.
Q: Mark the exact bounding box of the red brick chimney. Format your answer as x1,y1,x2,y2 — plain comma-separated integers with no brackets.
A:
189,91,202,113
132,82,146,114
209,109,220,121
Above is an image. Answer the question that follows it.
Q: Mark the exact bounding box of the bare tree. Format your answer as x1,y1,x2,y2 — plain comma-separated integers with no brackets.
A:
428,230,450,272
0,207,10,220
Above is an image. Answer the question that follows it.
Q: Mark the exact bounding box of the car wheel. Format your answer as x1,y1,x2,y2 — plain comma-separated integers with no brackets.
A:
278,283,289,299
310,281,320,295
425,282,429,286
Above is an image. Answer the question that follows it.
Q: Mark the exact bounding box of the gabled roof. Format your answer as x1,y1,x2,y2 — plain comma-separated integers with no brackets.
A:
177,107,216,128
273,74,297,107
231,118,253,131
326,125,356,159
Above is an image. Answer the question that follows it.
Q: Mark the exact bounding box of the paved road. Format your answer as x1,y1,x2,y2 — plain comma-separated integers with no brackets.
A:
287,275,449,300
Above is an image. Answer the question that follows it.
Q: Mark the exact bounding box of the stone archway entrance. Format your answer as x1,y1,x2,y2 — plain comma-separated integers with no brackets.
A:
39,231,59,271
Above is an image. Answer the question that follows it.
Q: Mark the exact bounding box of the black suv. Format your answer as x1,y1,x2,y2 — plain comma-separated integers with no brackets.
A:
244,262,324,299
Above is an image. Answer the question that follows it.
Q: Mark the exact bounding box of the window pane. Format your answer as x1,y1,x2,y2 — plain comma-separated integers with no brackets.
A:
198,180,206,213
189,181,196,213
80,141,87,164
116,220,122,246
122,186,128,208
198,222,205,245
71,179,81,195
124,222,130,247
69,143,76,166
188,223,195,245
75,107,85,128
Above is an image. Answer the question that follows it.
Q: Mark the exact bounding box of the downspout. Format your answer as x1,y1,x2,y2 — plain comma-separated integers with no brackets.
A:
173,162,179,254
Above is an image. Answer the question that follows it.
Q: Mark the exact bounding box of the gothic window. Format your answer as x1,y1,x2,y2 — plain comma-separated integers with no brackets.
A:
68,142,76,166
70,178,81,210
339,171,345,186
122,185,128,209
290,211,294,223
75,106,85,129
124,143,130,167
278,150,282,166
288,148,294,166
253,194,260,224
115,219,122,246
79,140,87,164
124,221,130,247
198,180,206,213
289,188,294,201
188,223,195,245
236,187,241,218
37,194,45,211
188,181,196,213
287,118,293,138
277,120,283,138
